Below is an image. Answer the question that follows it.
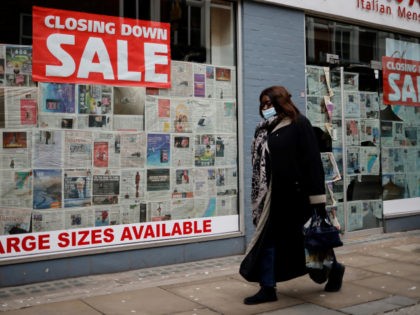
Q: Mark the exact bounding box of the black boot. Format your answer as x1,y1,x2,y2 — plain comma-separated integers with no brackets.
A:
324,262,345,292
244,286,277,305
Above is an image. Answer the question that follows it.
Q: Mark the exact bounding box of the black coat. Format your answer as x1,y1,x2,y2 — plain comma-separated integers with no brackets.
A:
240,115,326,283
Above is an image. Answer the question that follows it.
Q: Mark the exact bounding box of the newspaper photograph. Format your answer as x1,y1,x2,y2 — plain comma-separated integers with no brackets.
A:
4,45,35,87
39,82,76,113
172,134,193,167
64,130,92,168
193,63,215,98
119,132,146,168
1,130,32,169
33,169,62,209
113,86,145,131
0,207,32,235
32,209,65,232
0,170,32,208
33,129,63,168
191,99,215,133
194,134,216,167
146,168,171,200
120,169,146,204
76,114,112,130
5,87,37,128
63,169,92,208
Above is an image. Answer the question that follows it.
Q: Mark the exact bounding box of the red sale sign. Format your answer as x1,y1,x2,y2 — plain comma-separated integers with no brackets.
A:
382,56,420,106
32,6,171,88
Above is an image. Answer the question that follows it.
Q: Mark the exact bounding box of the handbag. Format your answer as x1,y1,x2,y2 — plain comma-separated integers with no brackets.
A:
303,209,343,251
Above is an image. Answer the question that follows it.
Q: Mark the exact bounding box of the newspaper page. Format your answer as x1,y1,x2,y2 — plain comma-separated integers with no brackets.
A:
359,92,379,119
360,119,380,145
194,134,216,167
216,100,236,133
361,200,383,228
149,200,171,221
33,129,63,168
64,207,94,229
345,119,360,146
171,198,195,220
113,86,145,131
216,195,238,216
214,134,237,166
33,169,62,210
32,209,65,232
0,45,5,86
347,201,363,231
92,168,120,205
306,65,329,96
144,96,171,132
1,130,32,169
321,152,341,182
194,197,217,217
119,132,146,168
121,203,148,224
380,120,394,147
120,169,146,204
344,91,360,118
215,166,237,196
0,89,4,128
172,134,194,167
171,168,194,199
360,146,380,175
0,170,32,208
307,95,328,124
193,168,217,197
93,132,120,169
0,207,32,235
4,45,35,87
5,87,37,128
77,84,112,115
94,205,120,227
191,99,215,133
171,98,192,133
165,61,193,97
214,66,235,99
64,130,92,168
347,146,361,175
63,169,92,208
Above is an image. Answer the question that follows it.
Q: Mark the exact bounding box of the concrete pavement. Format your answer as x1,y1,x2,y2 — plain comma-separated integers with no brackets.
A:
0,230,419,315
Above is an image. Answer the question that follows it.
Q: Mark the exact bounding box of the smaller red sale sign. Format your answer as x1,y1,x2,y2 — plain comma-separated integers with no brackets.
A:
382,56,420,106
32,6,171,88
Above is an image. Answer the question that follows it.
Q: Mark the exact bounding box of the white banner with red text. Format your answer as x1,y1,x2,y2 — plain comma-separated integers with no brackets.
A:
0,215,239,260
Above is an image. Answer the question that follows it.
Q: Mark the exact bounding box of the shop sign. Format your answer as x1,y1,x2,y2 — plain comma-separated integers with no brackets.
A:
32,6,171,88
382,56,420,106
0,216,238,259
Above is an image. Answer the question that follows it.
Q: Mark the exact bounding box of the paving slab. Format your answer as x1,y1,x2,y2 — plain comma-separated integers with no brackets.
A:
164,276,303,315
83,286,202,315
0,300,100,315
360,261,420,278
340,295,417,315
355,275,420,299
257,303,346,315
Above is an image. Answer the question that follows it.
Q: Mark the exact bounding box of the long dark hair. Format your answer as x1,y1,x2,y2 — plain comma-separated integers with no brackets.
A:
259,86,300,121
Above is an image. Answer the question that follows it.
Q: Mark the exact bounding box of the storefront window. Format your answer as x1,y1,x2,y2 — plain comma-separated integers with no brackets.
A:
0,0,238,261
305,16,420,233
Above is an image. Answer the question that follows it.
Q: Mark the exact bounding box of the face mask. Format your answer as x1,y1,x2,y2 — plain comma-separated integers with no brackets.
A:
262,107,277,119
